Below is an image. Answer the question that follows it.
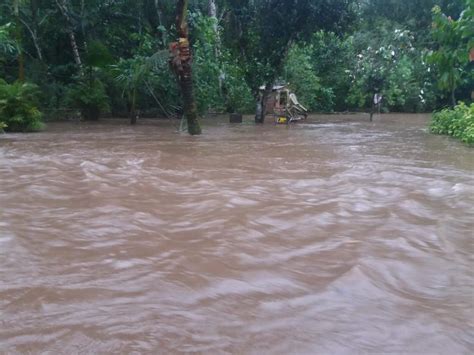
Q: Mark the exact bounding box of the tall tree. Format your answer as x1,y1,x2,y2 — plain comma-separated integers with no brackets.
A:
427,2,473,106
359,0,466,30
170,0,201,135
55,0,83,75
13,0,25,81
19,0,43,61
207,0,226,103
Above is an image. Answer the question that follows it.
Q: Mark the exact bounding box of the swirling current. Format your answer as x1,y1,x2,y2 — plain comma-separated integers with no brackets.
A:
0,114,473,353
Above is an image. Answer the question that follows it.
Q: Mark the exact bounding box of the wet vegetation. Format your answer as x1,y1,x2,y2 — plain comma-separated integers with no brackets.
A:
0,79,43,132
430,102,474,144
0,0,472,135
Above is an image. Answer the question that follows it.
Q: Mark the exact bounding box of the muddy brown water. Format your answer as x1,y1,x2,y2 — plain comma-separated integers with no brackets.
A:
0,114,473,353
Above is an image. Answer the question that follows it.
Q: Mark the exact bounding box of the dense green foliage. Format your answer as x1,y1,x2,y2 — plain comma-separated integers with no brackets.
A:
0,0,471,130
0,79,43,132
285,43,335,112
0,23,16,56
430,102,474,144
426,2,473,106
67,77,110,120
345,24,434,112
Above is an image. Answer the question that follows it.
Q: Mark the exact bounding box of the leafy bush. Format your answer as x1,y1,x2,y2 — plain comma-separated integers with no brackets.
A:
0,79,44,132
67,78,110,120
430,102,474,144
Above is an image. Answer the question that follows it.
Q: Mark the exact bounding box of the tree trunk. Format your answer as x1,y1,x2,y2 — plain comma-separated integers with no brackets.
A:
208,0,217,22
14,1,25,81
154,0,163,26
56,0,83,75
20,18,43,61
154,0,166,46
208,0,219,44
256,82,272,123
69,31,83,72
208,0,226,105
80,0,87,52
130,89,137,125
28,0,43,60
451,87,456,108
15,20,25,81
171,0,201,135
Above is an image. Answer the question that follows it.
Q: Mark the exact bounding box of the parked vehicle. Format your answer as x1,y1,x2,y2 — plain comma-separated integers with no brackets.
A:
259,85,308,124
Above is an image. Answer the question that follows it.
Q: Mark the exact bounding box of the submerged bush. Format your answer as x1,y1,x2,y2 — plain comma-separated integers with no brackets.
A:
430,102,474,144
0,79,44,132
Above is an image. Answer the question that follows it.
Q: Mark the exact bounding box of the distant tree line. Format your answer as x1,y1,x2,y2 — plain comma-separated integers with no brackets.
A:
0,0,472,131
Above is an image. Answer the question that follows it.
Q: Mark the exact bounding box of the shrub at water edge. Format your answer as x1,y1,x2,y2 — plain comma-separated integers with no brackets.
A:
0,79,44,132
430,102,474,145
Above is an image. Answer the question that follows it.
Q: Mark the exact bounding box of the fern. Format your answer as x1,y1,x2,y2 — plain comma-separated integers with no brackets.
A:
0,79,44,132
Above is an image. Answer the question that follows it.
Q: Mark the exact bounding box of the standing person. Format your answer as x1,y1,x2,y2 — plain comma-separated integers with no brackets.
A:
370,89,383,121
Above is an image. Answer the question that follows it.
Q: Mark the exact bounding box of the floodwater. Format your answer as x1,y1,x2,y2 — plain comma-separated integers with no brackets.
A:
0,114,473,353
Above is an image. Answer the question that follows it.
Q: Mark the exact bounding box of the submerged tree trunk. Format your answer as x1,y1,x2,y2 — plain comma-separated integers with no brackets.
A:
170,0,201,135
130,89,137,125
256,82,272,123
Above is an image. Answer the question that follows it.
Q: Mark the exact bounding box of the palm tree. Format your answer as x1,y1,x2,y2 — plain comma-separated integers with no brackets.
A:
171,0,201,135
112,57,148,125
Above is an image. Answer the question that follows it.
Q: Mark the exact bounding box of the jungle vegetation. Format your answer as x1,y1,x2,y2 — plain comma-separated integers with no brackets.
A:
0,0,472,134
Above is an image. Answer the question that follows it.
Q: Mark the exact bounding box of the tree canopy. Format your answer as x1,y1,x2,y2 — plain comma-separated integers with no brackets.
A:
0,0,471,131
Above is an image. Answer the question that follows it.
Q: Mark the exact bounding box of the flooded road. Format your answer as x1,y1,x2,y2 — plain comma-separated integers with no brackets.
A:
1,114,473,353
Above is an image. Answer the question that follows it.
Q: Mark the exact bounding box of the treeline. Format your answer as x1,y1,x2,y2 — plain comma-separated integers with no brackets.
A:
0,0,472,129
